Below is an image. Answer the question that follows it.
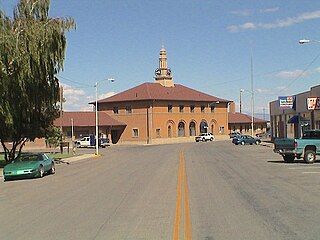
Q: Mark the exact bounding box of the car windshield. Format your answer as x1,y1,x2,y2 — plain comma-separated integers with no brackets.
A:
16,154,43,162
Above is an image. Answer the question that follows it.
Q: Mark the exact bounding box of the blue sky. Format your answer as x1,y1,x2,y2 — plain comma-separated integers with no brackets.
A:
1,0,320,118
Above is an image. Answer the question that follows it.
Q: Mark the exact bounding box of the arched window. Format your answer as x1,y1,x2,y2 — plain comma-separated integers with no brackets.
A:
178,121,185,137
168,125,172,138
189,121,196,136
200,121,208,133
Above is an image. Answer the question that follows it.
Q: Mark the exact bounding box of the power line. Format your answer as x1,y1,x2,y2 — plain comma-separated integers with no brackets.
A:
56,74,93,88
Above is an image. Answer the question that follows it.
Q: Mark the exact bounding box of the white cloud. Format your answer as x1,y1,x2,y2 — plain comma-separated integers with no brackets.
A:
229,22,256,32
61,84,89,111
231,7,279,17
260,7,279,13
314,67,320,73
98,91,116,100
274,70,310,79
231,9,254,17
275,85,288,91
228,10,320,32
256,88,269,93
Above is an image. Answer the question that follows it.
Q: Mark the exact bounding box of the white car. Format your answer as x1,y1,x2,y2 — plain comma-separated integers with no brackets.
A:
195,133,214,142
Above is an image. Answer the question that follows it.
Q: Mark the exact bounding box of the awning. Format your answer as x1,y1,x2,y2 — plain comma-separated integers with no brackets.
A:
287,115,309,124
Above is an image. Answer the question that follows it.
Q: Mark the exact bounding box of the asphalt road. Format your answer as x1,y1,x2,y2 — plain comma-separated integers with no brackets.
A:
1,141,320,240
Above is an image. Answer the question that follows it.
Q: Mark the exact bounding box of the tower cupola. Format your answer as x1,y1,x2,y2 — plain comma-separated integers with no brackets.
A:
154,47,174,87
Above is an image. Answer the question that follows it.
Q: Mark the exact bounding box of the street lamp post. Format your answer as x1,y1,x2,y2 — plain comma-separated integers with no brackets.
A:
299,39,320,44
299,38,320,129
95,78,115,156
240,89,244,113
240,88,254,136
71,118,74,140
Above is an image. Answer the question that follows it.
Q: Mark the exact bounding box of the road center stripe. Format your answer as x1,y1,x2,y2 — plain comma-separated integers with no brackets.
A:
173,149,192,240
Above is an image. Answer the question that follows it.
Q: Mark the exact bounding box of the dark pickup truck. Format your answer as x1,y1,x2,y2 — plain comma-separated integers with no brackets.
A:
274,130,320,164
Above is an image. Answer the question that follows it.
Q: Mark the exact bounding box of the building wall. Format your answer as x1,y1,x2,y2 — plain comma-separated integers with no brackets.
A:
99,100,229,144
270,85,320,139
228,122,267,135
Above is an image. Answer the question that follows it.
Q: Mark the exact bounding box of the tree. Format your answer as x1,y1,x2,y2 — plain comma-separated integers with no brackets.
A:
45,126,62,153
0,0,75,163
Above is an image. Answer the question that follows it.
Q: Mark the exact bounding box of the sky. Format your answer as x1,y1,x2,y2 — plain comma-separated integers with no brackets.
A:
1,0,320,119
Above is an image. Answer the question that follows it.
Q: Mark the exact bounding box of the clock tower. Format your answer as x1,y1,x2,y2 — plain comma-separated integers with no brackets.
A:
154,47,174,87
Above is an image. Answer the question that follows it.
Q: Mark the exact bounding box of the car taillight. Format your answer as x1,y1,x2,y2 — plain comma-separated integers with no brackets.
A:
294,141,298,148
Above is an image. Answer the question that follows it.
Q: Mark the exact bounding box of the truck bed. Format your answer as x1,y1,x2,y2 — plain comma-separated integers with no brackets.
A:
274,138,295,151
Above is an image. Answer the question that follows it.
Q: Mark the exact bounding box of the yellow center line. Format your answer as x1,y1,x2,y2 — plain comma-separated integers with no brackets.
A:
173,149,192,240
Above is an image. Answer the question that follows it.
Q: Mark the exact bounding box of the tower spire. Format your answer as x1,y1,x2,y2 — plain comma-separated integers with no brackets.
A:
154,47,174,87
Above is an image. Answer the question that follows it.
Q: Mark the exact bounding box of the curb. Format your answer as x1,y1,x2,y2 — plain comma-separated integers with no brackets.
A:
59,154,97,163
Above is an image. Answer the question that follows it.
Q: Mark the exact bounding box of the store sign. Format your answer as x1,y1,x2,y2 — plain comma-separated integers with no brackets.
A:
278,96,295,109
307,97,320,110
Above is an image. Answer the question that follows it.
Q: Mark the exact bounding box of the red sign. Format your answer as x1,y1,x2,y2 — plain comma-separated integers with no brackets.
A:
307,97,320,110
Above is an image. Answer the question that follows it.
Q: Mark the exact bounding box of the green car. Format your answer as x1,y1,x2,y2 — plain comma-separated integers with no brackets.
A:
3,153,55,181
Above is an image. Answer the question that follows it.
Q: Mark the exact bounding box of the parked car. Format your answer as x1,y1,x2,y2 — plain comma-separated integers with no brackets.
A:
232,135,261,145
3,153,55,181
256,131,271,138
75,135,109,148
195,133,214,142
229,132,241,138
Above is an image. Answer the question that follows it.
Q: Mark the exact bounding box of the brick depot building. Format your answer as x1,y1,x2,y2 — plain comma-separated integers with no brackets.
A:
57,48,232,144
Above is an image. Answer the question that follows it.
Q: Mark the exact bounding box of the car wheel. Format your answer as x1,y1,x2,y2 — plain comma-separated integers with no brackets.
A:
283,155,295,163
48,162,55,174
304,150,316,164
202,138,206,142
210,137,213,141
241,141,245,145
255,140,260,145
38,165,44,178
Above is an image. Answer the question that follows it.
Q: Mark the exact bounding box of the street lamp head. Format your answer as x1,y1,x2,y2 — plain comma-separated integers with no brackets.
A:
240,89,244,92
108,78,115,82
299,39,310,44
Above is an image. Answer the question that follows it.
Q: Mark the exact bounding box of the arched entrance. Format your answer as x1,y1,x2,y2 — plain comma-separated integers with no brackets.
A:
178,121,185,137
189,121,196,136
200,120,208,133
210,119,218,135
167,120,175,138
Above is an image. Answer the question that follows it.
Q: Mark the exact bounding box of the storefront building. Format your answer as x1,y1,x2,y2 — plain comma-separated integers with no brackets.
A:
269,85,320,139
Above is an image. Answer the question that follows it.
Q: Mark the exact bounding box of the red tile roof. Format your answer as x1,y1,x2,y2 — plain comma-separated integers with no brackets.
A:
98,82,230,103
228,112,267,124
54,112,126,127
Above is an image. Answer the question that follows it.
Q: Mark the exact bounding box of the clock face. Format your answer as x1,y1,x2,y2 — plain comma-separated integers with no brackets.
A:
155,68,161,75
